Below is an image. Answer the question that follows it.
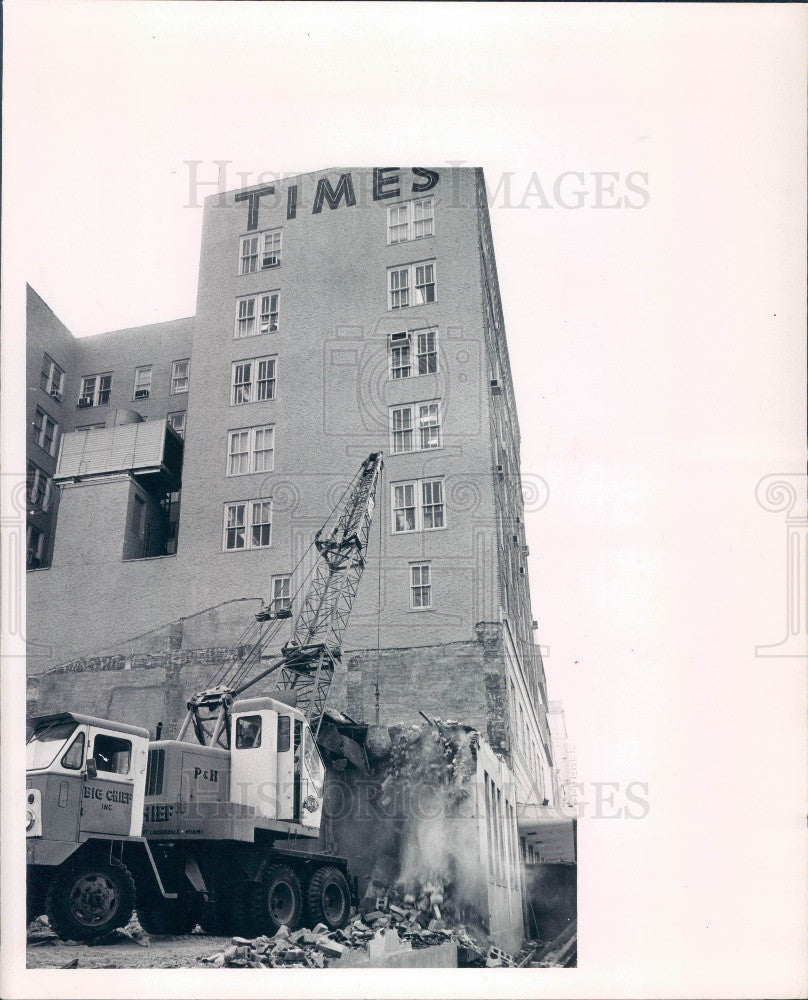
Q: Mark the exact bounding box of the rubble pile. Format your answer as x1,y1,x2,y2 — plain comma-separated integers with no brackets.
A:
198,881,503,969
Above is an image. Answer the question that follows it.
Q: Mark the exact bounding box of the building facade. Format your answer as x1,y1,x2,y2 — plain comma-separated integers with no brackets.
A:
26,168,555,864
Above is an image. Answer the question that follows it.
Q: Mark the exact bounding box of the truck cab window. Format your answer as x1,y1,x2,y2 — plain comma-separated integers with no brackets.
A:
93,734,132,774
61,732,85,770
235,715,262,749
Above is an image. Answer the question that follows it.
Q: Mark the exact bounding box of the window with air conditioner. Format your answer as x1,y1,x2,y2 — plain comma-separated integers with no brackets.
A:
133,366,152,400
40,355,64,403
78,373,112,408
239,229,282,274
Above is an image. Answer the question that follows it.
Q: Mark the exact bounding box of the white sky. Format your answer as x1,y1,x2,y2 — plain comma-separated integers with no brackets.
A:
2,3,806,997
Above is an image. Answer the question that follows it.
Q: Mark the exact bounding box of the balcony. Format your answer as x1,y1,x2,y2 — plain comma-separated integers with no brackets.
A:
55,419,183,493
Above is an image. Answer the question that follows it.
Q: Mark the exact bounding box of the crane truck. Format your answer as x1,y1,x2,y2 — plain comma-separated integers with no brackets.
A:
26,452,383,942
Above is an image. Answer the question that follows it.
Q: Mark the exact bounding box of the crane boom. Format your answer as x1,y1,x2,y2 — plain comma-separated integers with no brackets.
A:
179,452,384,746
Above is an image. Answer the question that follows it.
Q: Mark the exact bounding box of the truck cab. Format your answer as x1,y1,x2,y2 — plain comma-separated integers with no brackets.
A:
26,712,149,861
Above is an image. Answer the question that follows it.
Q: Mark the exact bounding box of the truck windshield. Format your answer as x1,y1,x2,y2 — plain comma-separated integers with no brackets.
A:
26,721,77,770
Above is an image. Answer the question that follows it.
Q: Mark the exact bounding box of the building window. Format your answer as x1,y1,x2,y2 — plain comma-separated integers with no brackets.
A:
388,261,436,309
389,401,441,453
27,463,52,512
33,408,59,456
391,477,445,533
40,355,64,403
390,405,413,453
386,197,434,244
421,478,445,528
271,574,291,613
223,498,272,550
226,425,275,476
410,563,432,609
392,482,416,532
133,365,152,400
388,329,438,379
389,333,411,379
239,229,282,274
235,292,279,338
78,373,112,408
171,360,190,394
76,422,105,432
231,357,276,404
26,524,45,569
388,267,409,309
167,411,186,439
416,329,438,374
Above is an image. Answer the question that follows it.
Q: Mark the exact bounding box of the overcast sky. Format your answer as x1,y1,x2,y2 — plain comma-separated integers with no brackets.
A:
3,4,806,995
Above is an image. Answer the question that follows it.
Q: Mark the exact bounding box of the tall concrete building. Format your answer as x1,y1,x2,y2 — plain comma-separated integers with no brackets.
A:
26,167,556,879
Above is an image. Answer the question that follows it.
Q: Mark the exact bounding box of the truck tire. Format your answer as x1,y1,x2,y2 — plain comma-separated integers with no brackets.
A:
249,864,303,935
136,896,200,936
306,866,351,930
46,856,135,942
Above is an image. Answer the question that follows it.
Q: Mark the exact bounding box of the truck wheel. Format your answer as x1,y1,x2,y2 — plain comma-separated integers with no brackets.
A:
46,856,135,942
136,896,200,936
306,866,350,930
249,864,303,935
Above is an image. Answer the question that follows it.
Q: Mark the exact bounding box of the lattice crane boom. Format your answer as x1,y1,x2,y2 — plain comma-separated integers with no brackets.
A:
179,452,384,746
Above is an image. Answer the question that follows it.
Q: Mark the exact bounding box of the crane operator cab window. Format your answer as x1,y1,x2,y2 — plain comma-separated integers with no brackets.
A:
236,715,262,749
93,734,131,774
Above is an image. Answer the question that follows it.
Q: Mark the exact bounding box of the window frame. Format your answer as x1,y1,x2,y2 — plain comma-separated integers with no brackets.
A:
390,477,446,533
387,260,436,310
26,524,46,569
386,197,435,244
230,355,277,405
133,365,153,401
40,354,65,403
33,407,59,456
388,328,438,379
27,462,53,512
388,400,442,454
391,481,417,534
271,574,292,614
166,411,186,439
78,373,112,408
234,292,280,338
409,562,432,610
226,424,275,477
222,497,273,551
238,228,282,275
170,359,190,395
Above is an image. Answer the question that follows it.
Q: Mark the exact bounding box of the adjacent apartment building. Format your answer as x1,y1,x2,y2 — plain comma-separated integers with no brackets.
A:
26,167,557,879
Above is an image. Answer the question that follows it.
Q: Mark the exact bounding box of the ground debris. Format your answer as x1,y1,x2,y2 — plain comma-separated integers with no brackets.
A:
197,879,494,969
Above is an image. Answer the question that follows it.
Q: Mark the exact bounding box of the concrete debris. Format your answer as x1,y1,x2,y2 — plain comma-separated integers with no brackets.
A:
516,921,577,968
198,883,494,969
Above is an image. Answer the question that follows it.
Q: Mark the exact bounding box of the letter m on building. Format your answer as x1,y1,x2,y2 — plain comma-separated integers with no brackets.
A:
312,173,357,214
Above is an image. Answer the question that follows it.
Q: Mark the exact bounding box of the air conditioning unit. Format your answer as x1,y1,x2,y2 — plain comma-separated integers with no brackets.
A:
78,398,93,408
262,254,280,268
490,378,502,395
134,389,150,400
